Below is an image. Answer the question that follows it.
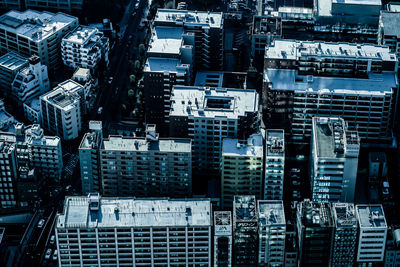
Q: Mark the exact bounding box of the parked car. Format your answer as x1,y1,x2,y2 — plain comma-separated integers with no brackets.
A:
52,250,58,261
45,249,52,260
38,219,45,228
292,180,300,186
50,235,55,245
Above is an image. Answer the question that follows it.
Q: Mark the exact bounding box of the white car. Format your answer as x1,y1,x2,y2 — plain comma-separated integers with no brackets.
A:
50,235,55,245
292,180,300,186
38,219,45,228
97,107,103,115
52,250,58,261
45,248,52,260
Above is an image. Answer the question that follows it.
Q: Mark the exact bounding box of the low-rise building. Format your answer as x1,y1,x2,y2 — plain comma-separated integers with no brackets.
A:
0,52,27,97
23,97,40,123
385,228,400,267
214,211,233,267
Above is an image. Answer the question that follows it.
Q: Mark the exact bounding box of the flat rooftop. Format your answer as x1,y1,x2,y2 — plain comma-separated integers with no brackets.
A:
55,79,84,94
222,133,263,157
300,200,334,227
234,195,257,222
101,136,191,153
155,9,223,29
63,26,98,45
170,86,258,119
264,69,397,95
258,200,285,226
0,10,77,42
73,67,90,78
144,57,187,73
313,117,346,158
56,196,212,228
332,203,357,228
42,88,80,109
381,11,400,38
356,204,387,228
0,52,27,71
148,26,184,56
265,40,396,62
266,129,284,157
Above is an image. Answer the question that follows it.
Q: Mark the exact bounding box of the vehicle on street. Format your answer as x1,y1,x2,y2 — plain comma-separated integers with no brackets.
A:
66,185,72,191
45,249,52,260
97,107,103,115
38,219,45,228
108,77,113,84
134,1,140,9
50,235,55,245
52,250,58,261
292,180,300,186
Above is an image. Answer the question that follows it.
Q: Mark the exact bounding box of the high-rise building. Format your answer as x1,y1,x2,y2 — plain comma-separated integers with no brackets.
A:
79,121,103,195
169,86,259,173
0,0,21,9
98,124,192,197
214,211,233,267
25,0,84,13
379,11,400,60
264,129,285,200
55,194,212,266
331,203,358,267
296,199,334,267
385,227,400,267
40,80,83,140
0,52,27,97
311,117,360,202
233,195,258,266
258,200,286,266
369,152,388,179
0,134,18,209
221,133,263,208
284,223,298,267
356,204,388,264
0,10,78,71
153,9,224,70
62,26,109,71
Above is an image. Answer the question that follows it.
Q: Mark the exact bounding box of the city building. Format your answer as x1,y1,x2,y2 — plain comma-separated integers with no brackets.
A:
72,68,97,112
79,121,103,195
0,52,27,97
169,86,259,173
23,97,40,123
258,200,286,267
356,204,388,264
233,195,258,266
284,223,298,267
0,10,79,71
221,133,263,209
0,0,22,10
0,227,6,266
40,80,83,140
264,129,285,200
25,0,84,13
61,26,109,71
55,194,212,266
310,117,360,203
369,151,388,179
214,211,232,267
154,9,224,70
331,203,358,267
99,124,192,197
296,199,334,267
11,55,50,104
0,99,18,132
194,71,249,89
385,227,400,267
144,26,193,127
0,134,18,208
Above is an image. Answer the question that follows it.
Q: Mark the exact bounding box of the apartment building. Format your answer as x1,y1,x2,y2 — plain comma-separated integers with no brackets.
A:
0,10,79,71
214,211,232,267
144,26,193,127
0,52,27,96
25,0,84,13
62,26,109,70
311,117,360,203
356,204,388,264
0,134,18,209
154,9,224,70
233,195,258,266
385,227,400,267
23,97,40,123
296,199,334,267
258,200,286,267
56,194,212,267
265,129,285,200
169,86,259,173
99,124,192,198
72,68,96,112
0,0,22,9
379,11,400,59
331,203,358,267
11,55,50,103
40,80,83,140
221,133,263,209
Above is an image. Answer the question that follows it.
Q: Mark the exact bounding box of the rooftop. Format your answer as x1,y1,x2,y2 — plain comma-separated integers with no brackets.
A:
234,195,257,222
144,57,188,73
41,87,80,109
170,86,258,119
0,10,77,42
381,11,400,38
265,40,397,62
63,26,99,45
56,196,212,228
266,129,284,157
148,26,184,56
101,135,191,153
73,67,90,78
154,9,223,29
264,69,397,95
356,204,387,228
0,52,27,71
258,200,285,226
222,133,263,157
332,203,358,228
299,200,334,227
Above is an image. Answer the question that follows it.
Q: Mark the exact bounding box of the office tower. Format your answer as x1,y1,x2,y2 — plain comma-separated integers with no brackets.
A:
11,55,50,103
369,152,388,179
221,133,263,209
214,211,232,267
153,9,224,70
284,223,298,267
296,199,334,267
379,11,400,60
311,117,360,202
258,200,286,266
144,26,193,127
356,204,388,264
0,10,78,70
0,135,18,208
62,26,109,71
331,203,358,267
25,0,84,13
263,40,398,142
233,195,258,266
79,121,102,195
0,52,27,97
385,227,400,267
264,129,285,200
40,80,83,140
55,194,212,266
99,124,192,197
169,86,259,173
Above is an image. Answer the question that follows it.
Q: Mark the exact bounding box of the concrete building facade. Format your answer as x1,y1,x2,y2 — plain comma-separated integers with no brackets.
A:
265,129,285,200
